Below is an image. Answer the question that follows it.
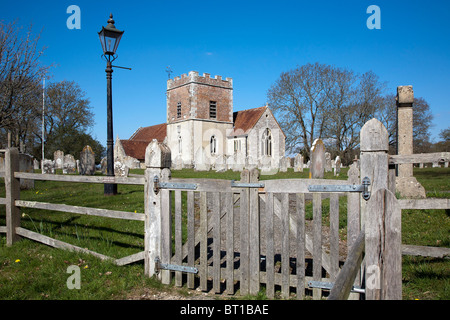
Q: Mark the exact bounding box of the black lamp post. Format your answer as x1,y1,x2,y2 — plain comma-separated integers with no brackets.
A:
98,14,124,196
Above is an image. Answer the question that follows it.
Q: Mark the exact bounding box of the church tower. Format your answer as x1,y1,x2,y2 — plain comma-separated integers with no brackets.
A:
166,71,233,167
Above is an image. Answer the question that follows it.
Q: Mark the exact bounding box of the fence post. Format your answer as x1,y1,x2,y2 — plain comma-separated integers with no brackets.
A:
144,140,171,279
360,118,402,300
5,148,20,246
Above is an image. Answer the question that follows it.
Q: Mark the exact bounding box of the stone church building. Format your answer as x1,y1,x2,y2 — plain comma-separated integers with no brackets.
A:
117,71,285,171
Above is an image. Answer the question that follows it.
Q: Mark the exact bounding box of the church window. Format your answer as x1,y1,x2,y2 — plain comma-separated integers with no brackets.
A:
234,139,241,153
209,101,217,119
177,102,181,118
210,135,217,155
262,128,272,157
178,135,182,154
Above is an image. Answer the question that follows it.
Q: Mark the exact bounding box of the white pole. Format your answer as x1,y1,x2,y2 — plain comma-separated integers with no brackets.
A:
41,78,45,173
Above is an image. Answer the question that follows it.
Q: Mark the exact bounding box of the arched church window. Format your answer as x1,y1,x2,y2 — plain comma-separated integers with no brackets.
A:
262,128,272,157
210,135,217,155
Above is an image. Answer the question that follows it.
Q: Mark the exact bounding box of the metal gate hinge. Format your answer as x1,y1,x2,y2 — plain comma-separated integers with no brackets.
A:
231,180,265,188
307,176,371,201
308,281,365,294
153,176,197,194
155,257,198,274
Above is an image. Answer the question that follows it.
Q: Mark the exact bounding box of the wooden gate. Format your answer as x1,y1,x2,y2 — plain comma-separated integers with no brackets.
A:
144,118,404,300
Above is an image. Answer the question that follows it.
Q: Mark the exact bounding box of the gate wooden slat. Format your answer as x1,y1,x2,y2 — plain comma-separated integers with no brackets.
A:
239,170,250,295
249,169,260,295
296,193,305,300
174,190,182,287
313,193,322,300
265,192,275,298
161,189,172,285
330,193,339,281
213,192,221,293
225,191,234,295
281,193,290,299
199,191,208,291
187,191,195,289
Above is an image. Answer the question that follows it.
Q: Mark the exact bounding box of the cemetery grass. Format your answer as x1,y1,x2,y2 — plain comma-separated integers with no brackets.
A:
0,167,448,300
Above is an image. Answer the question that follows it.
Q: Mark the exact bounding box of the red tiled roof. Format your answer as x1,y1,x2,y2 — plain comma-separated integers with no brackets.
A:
229,106,267,136
130,123,167,142
121,123,167,160
120,140,150,161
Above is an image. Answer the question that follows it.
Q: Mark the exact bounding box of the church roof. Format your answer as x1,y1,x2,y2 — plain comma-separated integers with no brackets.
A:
121,123,167,160
229,106,267,136
120,140,150,161
129,123,167,142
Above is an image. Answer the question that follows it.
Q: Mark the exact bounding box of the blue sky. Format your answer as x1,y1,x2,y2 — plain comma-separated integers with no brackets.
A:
2,0,449,146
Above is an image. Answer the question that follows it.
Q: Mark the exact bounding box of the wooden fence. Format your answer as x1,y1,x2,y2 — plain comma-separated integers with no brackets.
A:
1,118,449,300
0,148,147,266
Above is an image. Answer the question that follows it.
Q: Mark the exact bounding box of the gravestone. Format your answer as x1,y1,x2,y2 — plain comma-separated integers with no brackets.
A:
19,153,34,189
100,157,107,174
33,159,40,170
114,161,129,177
325,152,332,172
215,154,227,172
42,159,55,174
310,138,325,179
63,154,77,174
294,154,303,172
79,145,96,175
54,150,64,169
334,156,341,177
174,155,183,170
194,147,210,171
279,156,288,172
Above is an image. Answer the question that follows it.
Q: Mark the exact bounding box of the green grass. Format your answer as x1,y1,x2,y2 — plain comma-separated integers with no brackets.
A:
0,167,448,300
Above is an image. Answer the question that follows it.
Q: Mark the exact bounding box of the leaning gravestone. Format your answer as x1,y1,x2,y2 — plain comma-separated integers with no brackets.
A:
79,145,95,175
310,138,325,179
63,154,77,174
54,150,64,169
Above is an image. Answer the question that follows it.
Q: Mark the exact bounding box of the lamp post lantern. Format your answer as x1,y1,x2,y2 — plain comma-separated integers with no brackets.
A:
98,13,124,196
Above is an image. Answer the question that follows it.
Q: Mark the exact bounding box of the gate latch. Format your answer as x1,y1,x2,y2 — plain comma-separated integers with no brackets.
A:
308,177,371,201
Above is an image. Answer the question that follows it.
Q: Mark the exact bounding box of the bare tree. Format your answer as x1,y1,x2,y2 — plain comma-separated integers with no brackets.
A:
268,63,385,163
267,62,334,159
0,20,50,149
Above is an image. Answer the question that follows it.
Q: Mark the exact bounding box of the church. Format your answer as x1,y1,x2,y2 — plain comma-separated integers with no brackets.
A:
116,71,285,171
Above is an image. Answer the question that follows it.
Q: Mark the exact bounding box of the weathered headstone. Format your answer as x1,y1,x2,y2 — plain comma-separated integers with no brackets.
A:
33,159,40,170
194,147,210,171
42,159,55,174
19,153,34,189
325,152,332,172
294,154,303,172
79,145,96,175
174,155,183,170
100,157,107,174
114,161,129,177
54,150,64,170
215,154,227,172
334,156,341,177
63,154,77,174
310,138,325,179
279,156,288,172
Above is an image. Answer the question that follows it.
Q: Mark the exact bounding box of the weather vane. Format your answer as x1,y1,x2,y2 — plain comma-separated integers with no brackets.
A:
166,66,173,79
